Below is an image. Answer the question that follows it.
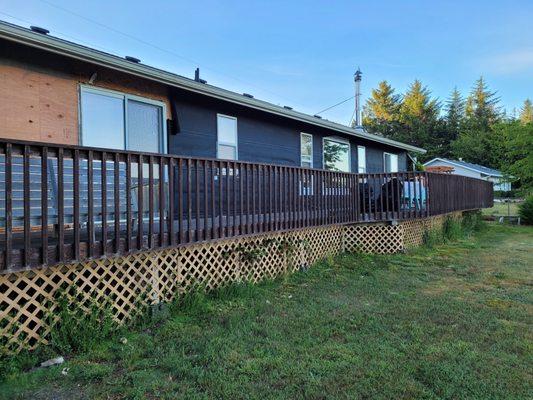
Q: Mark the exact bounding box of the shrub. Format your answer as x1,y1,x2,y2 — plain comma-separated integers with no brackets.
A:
442,217,462,241
462,211,485,234
518,196,533,225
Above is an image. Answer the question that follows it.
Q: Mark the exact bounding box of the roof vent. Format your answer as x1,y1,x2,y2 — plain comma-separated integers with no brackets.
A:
194,67,207,84
30,26,49,35
313,114,322,119
125,56,141,63
243,93,254,98
283,106,293,110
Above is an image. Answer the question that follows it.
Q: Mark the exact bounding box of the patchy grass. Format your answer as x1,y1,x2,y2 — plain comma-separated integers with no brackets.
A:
483,201,522,217
1,224,532,399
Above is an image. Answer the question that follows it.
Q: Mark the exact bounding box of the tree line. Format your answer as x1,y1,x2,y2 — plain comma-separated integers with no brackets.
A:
361,77,533,192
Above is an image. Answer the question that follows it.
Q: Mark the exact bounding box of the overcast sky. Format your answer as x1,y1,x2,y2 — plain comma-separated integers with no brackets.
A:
2,0,532,124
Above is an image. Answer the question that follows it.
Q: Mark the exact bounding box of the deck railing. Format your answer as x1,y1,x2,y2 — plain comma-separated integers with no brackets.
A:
0,139,493,272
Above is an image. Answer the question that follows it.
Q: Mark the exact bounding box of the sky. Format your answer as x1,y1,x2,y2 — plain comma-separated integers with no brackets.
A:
2,0,532,125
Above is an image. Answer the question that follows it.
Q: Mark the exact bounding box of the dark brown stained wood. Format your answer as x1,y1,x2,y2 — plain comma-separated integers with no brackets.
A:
57,147,65,261
225,161,230,237
168,158,175,245
73,149,80,260
126,153,132,252
159,157,166,247
148,156,154,248
4,143,13,270
204,160,209,240
137,155,144,250
23,145,30,267
218,160,223,239
0,138,494,273
114,153,120,253
87,151,94,258
101,152,107,256
194,159,200,241
187,159,192,242
210,160,215,240
40,146,48,265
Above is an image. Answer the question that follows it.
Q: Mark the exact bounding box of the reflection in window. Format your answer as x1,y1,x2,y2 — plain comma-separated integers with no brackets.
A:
384,152,398,173
300,133,313,167
357,146,366,173
217,115,238,160
323,138,350,172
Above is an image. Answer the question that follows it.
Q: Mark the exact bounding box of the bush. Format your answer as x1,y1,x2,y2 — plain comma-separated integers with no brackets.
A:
518,196,533,225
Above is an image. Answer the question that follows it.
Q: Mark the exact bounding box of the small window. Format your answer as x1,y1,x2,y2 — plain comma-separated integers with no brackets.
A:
357,146,366,173
323,138,350,172
384,152,398,173
300,133,313,168
217,114,238,160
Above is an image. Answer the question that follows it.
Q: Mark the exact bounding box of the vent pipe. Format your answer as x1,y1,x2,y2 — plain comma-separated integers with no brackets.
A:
354,68,362,127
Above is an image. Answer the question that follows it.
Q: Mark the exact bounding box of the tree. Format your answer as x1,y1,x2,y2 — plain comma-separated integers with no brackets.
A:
362,81,401,137
465,76,501,129
445,87,465,133
400,80,439,123
520,99,533,124
494,121,533,192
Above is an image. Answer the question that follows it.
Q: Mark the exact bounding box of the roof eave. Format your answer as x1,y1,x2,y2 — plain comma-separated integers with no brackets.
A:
0,21,426,154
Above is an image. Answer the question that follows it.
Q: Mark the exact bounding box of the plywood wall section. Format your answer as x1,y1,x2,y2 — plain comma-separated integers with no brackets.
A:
0,46,173,146
0,64,78,144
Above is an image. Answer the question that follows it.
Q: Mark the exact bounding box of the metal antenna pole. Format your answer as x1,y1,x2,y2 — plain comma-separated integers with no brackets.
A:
354,68,362,127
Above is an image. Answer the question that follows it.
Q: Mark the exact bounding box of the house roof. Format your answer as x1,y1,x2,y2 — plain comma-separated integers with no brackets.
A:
423,158,503,177
0,20,426,154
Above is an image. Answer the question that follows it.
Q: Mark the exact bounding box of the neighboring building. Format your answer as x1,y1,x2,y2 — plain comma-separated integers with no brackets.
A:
424,158,511,191
0,21,424,173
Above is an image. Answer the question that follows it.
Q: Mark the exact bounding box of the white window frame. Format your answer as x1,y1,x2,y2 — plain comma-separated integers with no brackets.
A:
216,113,238,160
79,84,167,153
383,152,399,173
322,136,351,172
357,145,366,173
300,132,313,168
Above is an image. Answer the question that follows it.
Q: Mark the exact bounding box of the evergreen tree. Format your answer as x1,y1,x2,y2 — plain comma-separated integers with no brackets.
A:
362,81,401,137
520,99,533,124
445,87,465,130
400,80,439,122
464,76,501,129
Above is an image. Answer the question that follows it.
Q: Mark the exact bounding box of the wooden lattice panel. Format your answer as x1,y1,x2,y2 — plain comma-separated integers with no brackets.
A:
1,214,466,354
1,226,341,353
343,224,404,254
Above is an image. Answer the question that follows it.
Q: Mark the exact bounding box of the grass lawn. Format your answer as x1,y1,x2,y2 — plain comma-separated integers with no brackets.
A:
482,201,522,217
1,223,532,399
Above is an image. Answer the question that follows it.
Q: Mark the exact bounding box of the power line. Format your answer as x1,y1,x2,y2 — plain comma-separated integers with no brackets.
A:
315,95,354,115
36,0,302,106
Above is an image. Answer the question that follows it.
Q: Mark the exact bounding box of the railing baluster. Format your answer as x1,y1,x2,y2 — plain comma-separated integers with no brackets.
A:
101,152,107,256
57,148,65,261
178,158,184,243
195,159,200,241
73,149,80,260
126,153,132,252
148,156,154,248
160,157,166,246
23,145,31,267
41,147,48,265
169,158,175,245
114,153,120,253
187,159,192,242
4,143,12,270
210,160,215,240
87,150,94,258
204,160,209,241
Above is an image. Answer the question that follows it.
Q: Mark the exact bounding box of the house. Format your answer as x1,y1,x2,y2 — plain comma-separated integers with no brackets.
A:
0,20,424,174
0,22,495,353
423,158,511,191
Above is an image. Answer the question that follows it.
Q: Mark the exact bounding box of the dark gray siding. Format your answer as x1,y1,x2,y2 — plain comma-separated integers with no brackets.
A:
169,90,409,172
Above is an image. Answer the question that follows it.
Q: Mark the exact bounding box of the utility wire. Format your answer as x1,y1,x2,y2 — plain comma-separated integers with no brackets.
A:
315,95,354,115
36,0,302,107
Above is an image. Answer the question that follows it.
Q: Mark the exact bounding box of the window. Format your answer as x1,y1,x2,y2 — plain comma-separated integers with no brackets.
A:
80,86,166,153
217,114,238,160
323,138,350,172
384,152,398,173
357,146,366,173
300,133,313,167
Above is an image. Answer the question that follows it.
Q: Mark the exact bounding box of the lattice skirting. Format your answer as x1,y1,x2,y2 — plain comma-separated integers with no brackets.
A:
1,212,463,354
